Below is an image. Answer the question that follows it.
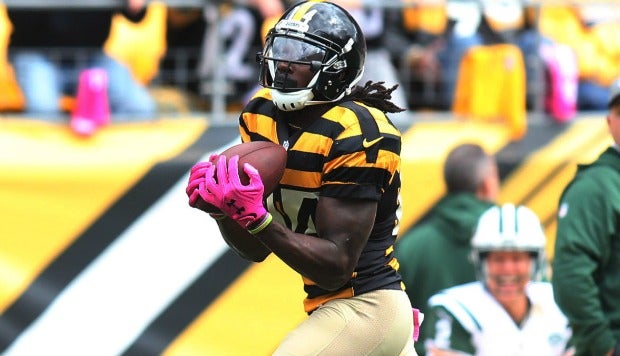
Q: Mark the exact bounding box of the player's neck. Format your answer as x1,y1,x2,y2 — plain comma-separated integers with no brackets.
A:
282,103,332,129
502,297,531,327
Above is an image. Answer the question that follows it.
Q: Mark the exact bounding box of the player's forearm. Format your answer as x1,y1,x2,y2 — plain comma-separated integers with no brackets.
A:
255,222,352,291
217,218,271,262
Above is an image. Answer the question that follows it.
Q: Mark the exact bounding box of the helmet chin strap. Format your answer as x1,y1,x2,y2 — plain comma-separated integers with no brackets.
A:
270,88,315,111
271,89,351,111
270,65,365,111
270,71,321,111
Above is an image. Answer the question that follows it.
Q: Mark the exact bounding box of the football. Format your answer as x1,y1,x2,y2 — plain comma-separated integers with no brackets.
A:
195,141,287,214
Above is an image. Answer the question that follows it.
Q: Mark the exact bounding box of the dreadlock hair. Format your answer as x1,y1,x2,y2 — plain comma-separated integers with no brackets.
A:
344,81,406,114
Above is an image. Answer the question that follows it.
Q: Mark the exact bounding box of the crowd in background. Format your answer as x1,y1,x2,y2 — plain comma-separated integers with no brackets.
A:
1,0,620,125
163,0,620,116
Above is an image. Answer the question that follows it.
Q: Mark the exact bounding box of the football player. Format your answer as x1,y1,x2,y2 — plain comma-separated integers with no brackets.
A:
187,1,417,354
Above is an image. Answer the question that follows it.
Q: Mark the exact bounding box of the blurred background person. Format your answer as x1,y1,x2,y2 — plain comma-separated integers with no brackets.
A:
7,0,156,121
384,0,543,111
383,0,466,110
331,0,410,125
552,80,620,356
538,3,620,111
193,0,284,107
396,142,499,356
424,204,571,356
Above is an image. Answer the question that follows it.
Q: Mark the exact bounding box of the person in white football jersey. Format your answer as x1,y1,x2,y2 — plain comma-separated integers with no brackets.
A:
423,203,572,356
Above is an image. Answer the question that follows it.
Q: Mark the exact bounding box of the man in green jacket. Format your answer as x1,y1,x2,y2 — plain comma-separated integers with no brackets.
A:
395,143,499,356
552,80,620,356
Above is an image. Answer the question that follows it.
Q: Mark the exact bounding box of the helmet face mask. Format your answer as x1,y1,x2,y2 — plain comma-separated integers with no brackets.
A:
256,1,366,111
260,35,329,92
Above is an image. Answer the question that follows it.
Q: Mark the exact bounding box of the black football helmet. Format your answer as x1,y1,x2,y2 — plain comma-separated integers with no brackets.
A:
257,0,366,111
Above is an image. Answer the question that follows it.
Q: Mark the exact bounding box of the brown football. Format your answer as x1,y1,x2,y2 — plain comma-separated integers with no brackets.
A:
195,141,287,214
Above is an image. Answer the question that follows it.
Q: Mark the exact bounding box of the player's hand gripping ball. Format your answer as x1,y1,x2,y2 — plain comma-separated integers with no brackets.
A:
187,141,287,214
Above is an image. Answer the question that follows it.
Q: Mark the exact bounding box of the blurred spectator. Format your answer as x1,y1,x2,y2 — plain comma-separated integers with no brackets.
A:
395,143,499,356
0,4,24,112
250,0,285,19
163,0,283,104
383,0,459,110
423,204,571,355
163,7,206,96
331,0,410,124
191,0,284,106
477,0,545,111
7,0,157,121
538,4,620,110
384,0,543,111
551,80,620,356
198,3,260,105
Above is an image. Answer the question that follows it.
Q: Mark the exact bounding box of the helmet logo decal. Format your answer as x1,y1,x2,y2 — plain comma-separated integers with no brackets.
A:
276,19,309,34
276,9,317,34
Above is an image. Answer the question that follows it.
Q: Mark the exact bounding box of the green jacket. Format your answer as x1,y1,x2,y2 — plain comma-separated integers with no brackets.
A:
395,193,493,356
552,147,620,356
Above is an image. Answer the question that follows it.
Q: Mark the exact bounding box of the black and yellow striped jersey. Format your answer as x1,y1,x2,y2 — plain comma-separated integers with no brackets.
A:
239,88,404,313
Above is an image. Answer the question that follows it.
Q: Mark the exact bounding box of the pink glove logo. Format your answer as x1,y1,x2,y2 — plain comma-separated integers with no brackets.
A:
224,199,257,220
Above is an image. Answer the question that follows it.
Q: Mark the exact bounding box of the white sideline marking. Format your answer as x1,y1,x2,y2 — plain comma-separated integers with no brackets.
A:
5,139,238,356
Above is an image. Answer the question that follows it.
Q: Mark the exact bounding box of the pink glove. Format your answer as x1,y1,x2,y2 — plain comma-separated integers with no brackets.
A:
187,154,220,208
187,161,212,206
200,155,268,229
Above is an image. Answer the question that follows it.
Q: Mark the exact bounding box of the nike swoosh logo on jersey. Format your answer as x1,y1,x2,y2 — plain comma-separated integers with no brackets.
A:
362,137,383,148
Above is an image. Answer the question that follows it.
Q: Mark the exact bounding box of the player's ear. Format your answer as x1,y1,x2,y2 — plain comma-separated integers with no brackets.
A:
477,174,499,202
